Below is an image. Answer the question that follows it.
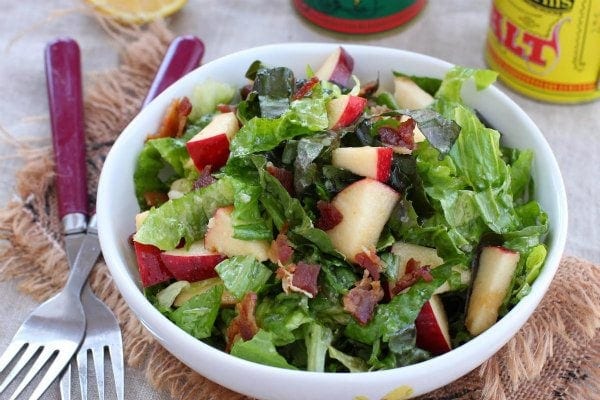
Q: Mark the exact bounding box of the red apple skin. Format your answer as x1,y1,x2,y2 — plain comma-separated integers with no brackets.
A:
328,95,367,129
160,251,225,282
185,112,239,172
415,296,452,355
376,147,393,182
186,134,230,172
315,47,354,88
133,241,174,287
331,146,393,182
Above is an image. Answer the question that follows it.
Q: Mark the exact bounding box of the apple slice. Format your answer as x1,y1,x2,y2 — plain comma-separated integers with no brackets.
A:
393,76,434,110
392,242,444,277
331,146,393,182
204,206,270,262
315,46,354,88
186,112,239,172
327,95,367,129
326,178,400,262
133,241,174,287
160,240,226,282
466,246,520,336
415,294,452,355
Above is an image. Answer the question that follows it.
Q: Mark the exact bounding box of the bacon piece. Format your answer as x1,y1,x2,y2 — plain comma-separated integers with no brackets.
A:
358,79,379,98
343,273,384,325
216,103,236,113
143,191,169,208
378,117,416,149
391,258,433,295
226,292,259,352
269,233,294,265
292,76,320,100
355,248,382,281
267,163,295,195
315,200,343,231
147,97,192,140
291,262,320,297
194,166,216,189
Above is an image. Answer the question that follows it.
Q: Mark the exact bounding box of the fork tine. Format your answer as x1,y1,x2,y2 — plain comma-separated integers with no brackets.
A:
0,344,39,393
92,346,105,400
59,361,72,400
76,348,89,400
0,341,25,375
7,346,55,400
109,343,125,400
27,348,74,400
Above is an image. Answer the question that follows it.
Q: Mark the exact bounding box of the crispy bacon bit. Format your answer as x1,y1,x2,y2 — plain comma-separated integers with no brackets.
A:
267,163,295,195
343,273,384,325
315,200,343,231
355,248,382,281
291,262,321,297
217,103,236,113
226,292,259,352
358,79,379,98
391,258,433,295
269,233,294,265
147,97,192,140
378,117,416,149
292,77,320,100
143,191,169,208
194,165,216,189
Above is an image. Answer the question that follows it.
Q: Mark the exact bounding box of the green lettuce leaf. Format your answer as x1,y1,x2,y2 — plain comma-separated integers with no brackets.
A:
215,256,272,300
134,177,235,250
230,329,298,370
169,284,223,339
304,322,333,372
133,137,191,209
189,79,236,120
256,293,312,346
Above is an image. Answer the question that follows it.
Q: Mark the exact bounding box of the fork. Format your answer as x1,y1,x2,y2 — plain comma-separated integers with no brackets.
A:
47,35,205,399
0,226,99,399
45,37,125,400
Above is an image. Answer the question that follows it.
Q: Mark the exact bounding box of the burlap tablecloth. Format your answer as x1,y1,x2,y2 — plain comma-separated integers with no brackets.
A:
1,1,599,399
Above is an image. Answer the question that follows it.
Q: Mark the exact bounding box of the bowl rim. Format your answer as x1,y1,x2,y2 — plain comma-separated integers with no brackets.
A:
97,42,568,398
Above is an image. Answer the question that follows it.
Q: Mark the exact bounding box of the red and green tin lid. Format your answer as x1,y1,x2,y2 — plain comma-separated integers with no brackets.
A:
294,0,426,34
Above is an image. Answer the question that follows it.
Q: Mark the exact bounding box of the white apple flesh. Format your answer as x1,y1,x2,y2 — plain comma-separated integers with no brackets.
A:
326,178,400,262
415,294,452,355
331,146,393,182
204,206,270,262
315,46,354,88
186,112,239,172
160,240,226,282
393,76,434,110
327,95,367,129
466,245,520,336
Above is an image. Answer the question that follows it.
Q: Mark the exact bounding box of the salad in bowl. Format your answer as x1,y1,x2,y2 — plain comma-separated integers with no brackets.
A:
97,43,566,399
130,46,548,371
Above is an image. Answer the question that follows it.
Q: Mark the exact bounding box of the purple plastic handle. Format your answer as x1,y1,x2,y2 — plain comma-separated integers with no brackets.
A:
45,38,88,219
142,36,205,107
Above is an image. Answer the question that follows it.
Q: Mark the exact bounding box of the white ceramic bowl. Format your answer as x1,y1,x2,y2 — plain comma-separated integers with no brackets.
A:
97,43,568,399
